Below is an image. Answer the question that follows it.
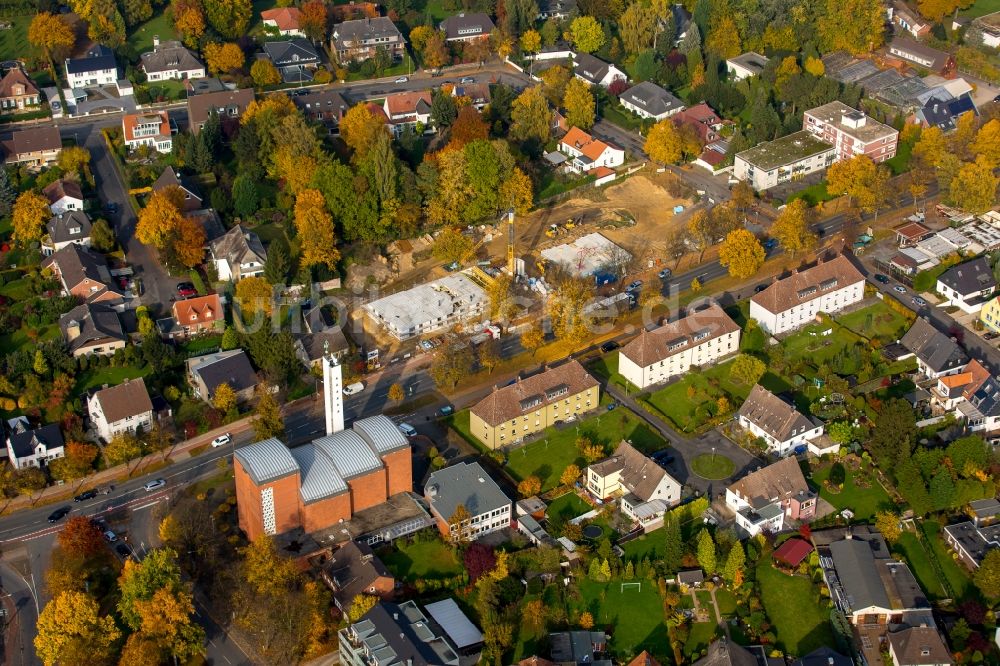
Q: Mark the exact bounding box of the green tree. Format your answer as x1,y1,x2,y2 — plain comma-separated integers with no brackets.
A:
33,349,49,376
730,354,766,385
510,86,551,144
696,529,716,574
89,218,115,252
722,541,745,586
117,548,183,630
975,549,1000,599
104,432,142,467
263,238,291,286
221,326,239,351
929,469,956,511
949,155,999,215
562,78,595,130
35,591,120,665
432,228,475,265
232,175,258,217
0,168,15,218
431,89,458,127
868,398,916,466
252,388,284,440
570,15,605,53
817,0,885,54
663,512,683,573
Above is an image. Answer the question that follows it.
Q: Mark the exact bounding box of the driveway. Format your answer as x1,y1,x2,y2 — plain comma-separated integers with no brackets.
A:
592,119,646,158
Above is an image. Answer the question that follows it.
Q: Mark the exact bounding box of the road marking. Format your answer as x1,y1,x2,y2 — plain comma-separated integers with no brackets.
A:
130,500,162,511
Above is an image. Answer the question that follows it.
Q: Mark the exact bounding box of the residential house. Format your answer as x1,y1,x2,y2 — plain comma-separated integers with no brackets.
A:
123,111,173,153
816,527,933,626
549,632,610,666
692,639,758,666
573,52,628,88
900,317,969,379
585,441,681,526
888,37,956,77
737,384,829,457
936,256,996,313
261,7,305,36
185,77,228,95
674,102,723,144
970,10,1000,48
42,244,123,304
321,540,395,615
944,519,1000,569
726,457,817,536
262,39,321,83
382,91,432,135
618,303,740,389
331,18,407,63
749,254,865,334
209,224,267,281
980,295,1000,333
733,130,836,190
452,83,491,110
58,303,127,357
929,357,990,412
43,210,92,256
338,600,465,666
42,179,84,215
0,67,39,111
87,378,154,442
537,0,576,19
292,88,350,127
6,421,64,470
424,461,512,540
139,38,206,81
890,1,932,38
439,12,495,42
912,94,977,131
186,88,255,134
887,626,953,666
803,101,899,163
677,570,704,588
187,349,259,402
559,126,625,174
65,45,118,88
726,52,770,80
4,126,61,167
171,294,223,337
152,166,203,212
619,81,685,120
468,359,599,449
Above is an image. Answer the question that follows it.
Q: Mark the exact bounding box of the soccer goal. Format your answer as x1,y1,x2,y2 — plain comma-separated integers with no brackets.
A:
620,582,641,593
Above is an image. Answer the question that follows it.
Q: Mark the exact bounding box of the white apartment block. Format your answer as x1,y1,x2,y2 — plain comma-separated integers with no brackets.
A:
749,255,865,335
617,302,740,389
733,130,836,191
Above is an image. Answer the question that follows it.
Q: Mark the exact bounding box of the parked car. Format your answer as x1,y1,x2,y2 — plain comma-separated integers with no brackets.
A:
600,340,620,353
398,423,417,437
606,402,618,411
343,382,365,396
626,280,643,292
116,543,133,558
459,76,474,84
103,530,118,543
912,297,927,307
73,489,98,502
438,405,454,417
658,268,672,279
395,76,409,83
143,478,166,492
176,282,197,297
47,507,71,523
762,238,778,250
893,285,907,294
754,284,768,293
874,274,890,284
102,202,118,215
211,433,231,448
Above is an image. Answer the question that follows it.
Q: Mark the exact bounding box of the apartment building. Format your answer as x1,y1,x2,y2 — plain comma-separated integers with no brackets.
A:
733,130,836,191
425,461,511,540
737,384,830,456
749,254,865,334
87,378,154,442
586,441,681,525
618,302,740,390
803,101,899,163
468,360,599,449
331,17,406,63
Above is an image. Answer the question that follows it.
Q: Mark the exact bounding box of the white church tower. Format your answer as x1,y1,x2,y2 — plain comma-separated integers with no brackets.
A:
322,342,344,435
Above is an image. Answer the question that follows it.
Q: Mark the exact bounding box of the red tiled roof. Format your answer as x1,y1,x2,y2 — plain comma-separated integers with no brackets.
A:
589,165,614,178
0,68,38,99
698,149,726,166
261,7,302,31
172,294,222,327
895,221,931,240
772,538,813,567
384,90,431,116
561,126,616,161
122,111,170,143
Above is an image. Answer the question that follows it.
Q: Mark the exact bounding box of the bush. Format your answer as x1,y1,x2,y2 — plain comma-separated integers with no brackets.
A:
829,462,846,487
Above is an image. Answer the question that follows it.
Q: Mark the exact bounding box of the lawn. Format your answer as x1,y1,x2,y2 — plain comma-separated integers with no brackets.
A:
715,588,738,616
835,302,910,342
894,532,948,601
127,11,178,55
921,520,975,601
600,100,648,132
422,0,451,20
587,353,637,392
537,171,596,201
961,0,1000,17
886,136,914,175
810,463,893,521
786,181,835,206
547,492,591,522
504,397,666,491
71,365,152,399
913,259,960,293
756,561,835,657
0,16,33,64
621,533,664,562
690,453,736,480
180,334,223,357
684,622,720,658
568,579,670,659
379,538,464,582
0,325,60,355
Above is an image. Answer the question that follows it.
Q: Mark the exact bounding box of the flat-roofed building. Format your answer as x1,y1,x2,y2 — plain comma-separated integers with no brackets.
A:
733,130,836,191
803,101,899,163
363,272,486,340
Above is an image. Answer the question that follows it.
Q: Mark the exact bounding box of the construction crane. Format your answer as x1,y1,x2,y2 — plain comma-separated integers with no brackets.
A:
506,208,516,275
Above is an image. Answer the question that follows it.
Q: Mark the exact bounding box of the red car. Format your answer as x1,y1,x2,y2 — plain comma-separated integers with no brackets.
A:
176,282,197,298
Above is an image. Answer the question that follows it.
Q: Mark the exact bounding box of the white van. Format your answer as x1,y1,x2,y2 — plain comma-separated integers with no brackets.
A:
343,382,365,396
398,423,417,437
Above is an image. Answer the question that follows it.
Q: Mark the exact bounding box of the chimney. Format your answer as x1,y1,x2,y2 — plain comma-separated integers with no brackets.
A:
153,34,160,48
66,319,81,341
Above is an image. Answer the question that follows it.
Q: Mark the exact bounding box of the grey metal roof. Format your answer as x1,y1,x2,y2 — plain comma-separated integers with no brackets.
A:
235,438,299,485
354,415,409,454
263,38,320,66
425,461,511,521
290,443,348,503
828,539,891,612
312,430,383,479
423,598,483,649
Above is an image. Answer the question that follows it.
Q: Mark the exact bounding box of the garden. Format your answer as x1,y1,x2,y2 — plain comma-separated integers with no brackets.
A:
378,532,465,585
690,452,736,480
754,559,836,656
809,456,893,522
